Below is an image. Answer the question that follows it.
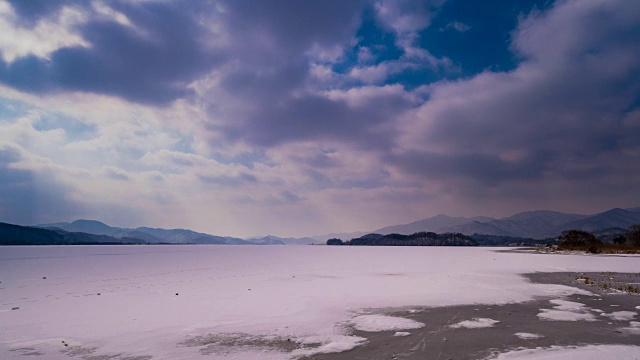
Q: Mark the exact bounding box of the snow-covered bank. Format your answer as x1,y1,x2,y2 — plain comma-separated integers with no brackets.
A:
1,246,639,359
489,345,640,359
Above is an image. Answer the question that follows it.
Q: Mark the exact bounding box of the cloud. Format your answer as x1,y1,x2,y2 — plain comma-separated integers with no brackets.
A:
0,143,83,225
0,141,21,163
445,21,470,32
0,2,88,63
373,0,451,70
0,0,639,236
374,0,441,34
388,0,640,211
0,1,221,104
190,2,438,151
196,1,414,149
102,166,130,181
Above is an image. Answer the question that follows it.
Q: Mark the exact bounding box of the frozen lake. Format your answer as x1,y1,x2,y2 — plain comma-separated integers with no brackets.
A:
1,245,639,359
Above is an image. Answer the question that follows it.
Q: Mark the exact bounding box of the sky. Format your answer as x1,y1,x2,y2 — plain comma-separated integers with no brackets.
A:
0,0,639,238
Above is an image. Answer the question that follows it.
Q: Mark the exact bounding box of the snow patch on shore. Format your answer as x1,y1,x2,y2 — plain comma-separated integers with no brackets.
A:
291,335,367,357
450,318,499,329
537,299,597,322
514,332,544,339
622,321,640,335
350,315,425,332
538,310,596,322
393,331,411,337
489,345,640,359
602,311,637,321
548,299,588,311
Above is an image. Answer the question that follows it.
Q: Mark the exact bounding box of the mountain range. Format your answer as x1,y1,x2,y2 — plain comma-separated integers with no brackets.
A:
0,222,147,246
36,220,320,245
1,205,638,246
367,207,640,239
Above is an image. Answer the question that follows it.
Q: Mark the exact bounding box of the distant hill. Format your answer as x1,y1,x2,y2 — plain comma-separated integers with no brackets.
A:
0,222,146,245
248,235,320,245
38,220,250,245
25,205,640,246
133,226,248,244
39,220,325,245
470,234,556,247
440,221,515,237
555,208,640,234
439,211,587,239
57,219,123,236
373,214,494,235
16,219,321,246
591,227,627,244
340,232,478,246
368,207,640,240
247,236,285,245
502,210,587,224
310,231,367,242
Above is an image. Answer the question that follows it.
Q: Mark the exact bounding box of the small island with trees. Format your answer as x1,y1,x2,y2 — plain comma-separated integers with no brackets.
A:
327,232,478,246
328,224,640,253
554,225,640,253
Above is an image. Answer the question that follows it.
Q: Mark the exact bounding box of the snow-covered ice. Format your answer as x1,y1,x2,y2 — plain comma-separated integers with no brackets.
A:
514,332,544,340
537,299,597,322
350,315,424,332
1,246,640,359
289,335,367,358
393,331,411,337
601,311,637,321
450,318,500,329
489,345,640,359
537,310,596,322
622,321,640,335
548,299,590,312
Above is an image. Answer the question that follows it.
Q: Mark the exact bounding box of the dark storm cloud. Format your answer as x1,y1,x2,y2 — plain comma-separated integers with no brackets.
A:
0,0,417,149
222,90,416,149
0,1,221,104
221,0,366,57
388,150,551,185
202,0,426,150
198,0,639,213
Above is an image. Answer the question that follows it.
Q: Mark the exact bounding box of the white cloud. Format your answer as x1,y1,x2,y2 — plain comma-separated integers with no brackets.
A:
371,0,452,77
374,0,438,34
447,21,470,32
0,2,89,63
91,1,133,28
325,84,414,108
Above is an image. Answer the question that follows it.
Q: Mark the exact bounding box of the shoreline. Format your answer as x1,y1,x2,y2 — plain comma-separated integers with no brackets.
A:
301,272,640,360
